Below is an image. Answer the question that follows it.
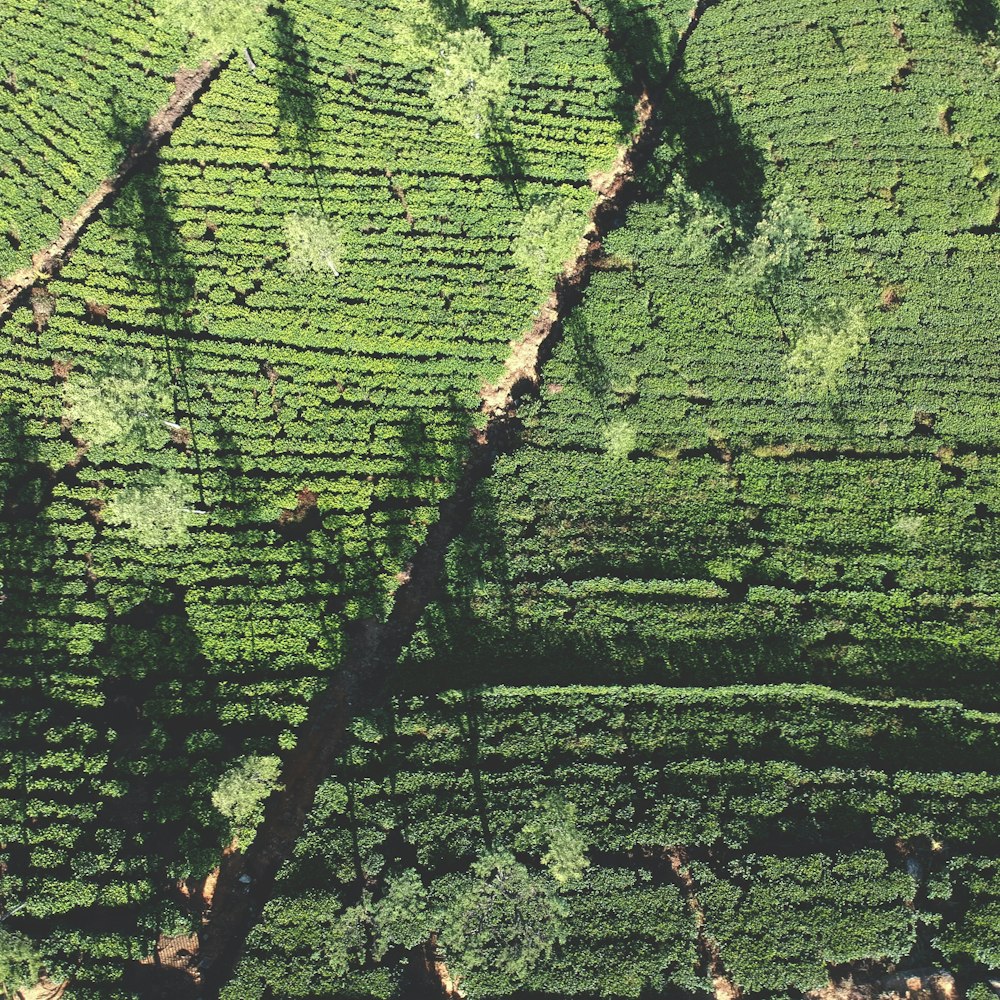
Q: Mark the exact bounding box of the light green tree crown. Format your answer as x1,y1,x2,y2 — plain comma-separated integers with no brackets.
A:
513,196,588,290
428,29,510,140
211,754,283,850
103,470,197,548
65,350,172,449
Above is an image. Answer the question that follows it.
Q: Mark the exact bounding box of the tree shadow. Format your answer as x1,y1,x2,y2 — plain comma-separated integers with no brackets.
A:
651,79,768,237
0,402,228,992
0,405,62,963
454,691,493,850
584,0,677,136
269,6,330,214
567,311,611,403
106,89,208,506
483,119,529,206
945,0,998,39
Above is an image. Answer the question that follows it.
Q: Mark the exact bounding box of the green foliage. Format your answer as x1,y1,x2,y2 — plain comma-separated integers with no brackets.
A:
602,417,636,459
0,0,628,989
0,927,42,994
786,300,868,397
656,172,739,263
64,350,172,449
322,897,372,977
211,754,283,850
435,853,566,995
695,851,920,993
158,0,265,57
391,0,450,65
518,795,590,885
283,213,344,277
372,870,433,960
929,858,1000,967
512,195,588,289
731,192,818,305
102,470,196,548
428,29,511,139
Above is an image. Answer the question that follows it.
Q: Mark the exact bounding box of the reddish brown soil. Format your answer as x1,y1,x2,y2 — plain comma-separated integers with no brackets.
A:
808,968,958,1000
665,849,741,1000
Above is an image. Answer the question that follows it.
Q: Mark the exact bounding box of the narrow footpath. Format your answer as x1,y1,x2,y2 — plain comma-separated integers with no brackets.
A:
0,59,222,325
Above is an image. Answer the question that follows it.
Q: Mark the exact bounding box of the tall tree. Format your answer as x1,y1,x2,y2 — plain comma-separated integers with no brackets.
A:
785,300,867,398
429,29,510,140
159,0,265,71
103,470,198,548
435,853,565,994
513,196,588,290
284,213,344,277
64,349,173,450
732,193,818,324
211,755,283,850
0,928,42,998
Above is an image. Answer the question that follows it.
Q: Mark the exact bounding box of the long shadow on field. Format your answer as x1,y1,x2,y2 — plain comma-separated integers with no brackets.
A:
270,6,333,214
0,405,63,962
946,0,998,39
650,79,768,237
0,406,226,994
271,6,318,145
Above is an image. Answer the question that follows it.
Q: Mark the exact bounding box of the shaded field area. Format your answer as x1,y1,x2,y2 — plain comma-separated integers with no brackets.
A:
227,684,1000,998
2,0,1000,996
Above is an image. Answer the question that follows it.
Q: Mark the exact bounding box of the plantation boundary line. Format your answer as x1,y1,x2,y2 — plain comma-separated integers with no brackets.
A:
0,59,224,327
148,2,723,995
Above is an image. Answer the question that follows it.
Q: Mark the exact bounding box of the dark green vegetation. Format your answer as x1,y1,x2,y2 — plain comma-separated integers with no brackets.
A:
2,0,625,992
228,686,1000,997
2,0,999,996
407,0,1000,703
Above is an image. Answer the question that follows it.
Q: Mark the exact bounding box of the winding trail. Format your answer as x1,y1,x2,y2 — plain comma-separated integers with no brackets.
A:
175,2,722,995
0,59,222,325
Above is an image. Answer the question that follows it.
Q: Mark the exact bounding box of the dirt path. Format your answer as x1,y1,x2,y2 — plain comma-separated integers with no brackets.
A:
664,849,742,1000
0,59,222,325
807,967,959,1000
143,2,721,995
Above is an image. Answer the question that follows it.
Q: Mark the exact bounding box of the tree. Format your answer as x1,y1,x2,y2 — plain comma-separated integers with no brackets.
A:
517,795,591,886
428,29,510,140
732,193,818,323
785,300,867,397
103,470,198,548
158,0,265,71
321,897,372,977
656,173,739,264
284,213,344,277
211,754,283,851
435,853,566,995
602,418,636,461
64,349,173,449
0,928,41,997
513,196,588,290
372,870,434,960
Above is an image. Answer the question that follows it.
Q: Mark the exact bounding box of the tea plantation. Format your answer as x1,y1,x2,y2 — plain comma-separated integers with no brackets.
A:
1,0,999,996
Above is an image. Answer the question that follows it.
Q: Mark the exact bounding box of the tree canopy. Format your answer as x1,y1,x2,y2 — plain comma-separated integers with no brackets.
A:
428,29,511,140
64,350,172,449
103,470,197,548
